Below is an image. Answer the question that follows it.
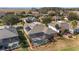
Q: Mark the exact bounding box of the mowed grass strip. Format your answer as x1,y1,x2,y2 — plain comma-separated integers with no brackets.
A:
61,47,79,51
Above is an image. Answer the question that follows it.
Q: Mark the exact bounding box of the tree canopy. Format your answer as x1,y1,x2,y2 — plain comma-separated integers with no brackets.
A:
41,16,52,26
68,12,79,21
70,20,77,29
48,11,56,16
2,14,19,25
27,10,32,14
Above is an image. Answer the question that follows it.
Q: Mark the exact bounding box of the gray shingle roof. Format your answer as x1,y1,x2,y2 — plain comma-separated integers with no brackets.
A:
0,27,18,40
29,24,47,34
28,24,57,35
45,28,57,35
57,21,69,29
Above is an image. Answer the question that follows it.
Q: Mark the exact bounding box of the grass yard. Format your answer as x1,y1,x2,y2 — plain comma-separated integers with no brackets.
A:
28,35,79,51
61,47,79,51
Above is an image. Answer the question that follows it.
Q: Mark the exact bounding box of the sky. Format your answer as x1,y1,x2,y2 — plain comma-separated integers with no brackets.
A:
0,0,79,7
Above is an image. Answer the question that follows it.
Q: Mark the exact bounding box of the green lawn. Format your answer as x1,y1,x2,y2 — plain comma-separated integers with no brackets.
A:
61,47,79,51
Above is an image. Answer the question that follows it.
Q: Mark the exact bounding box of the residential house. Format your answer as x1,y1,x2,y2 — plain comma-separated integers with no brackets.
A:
48,21,70,34
64,16,69,21
51,16,61,21
22,17,37,23
0,27,19,50
48,21,59,33
48,21,79,35
24,23,58,46
57,21,69,30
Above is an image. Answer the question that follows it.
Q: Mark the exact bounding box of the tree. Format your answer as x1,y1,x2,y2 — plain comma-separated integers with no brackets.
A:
2,14,19,25
55,24,60,30
70,20,77,29
41,16,52,26
48,11,56,16
27,10,32,14
21,11,26,14
68,12,78,21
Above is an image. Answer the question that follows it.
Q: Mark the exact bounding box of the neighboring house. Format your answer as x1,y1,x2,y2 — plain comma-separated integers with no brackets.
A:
75,21,79,34
63,16,69,21
51,16,61,21
74,29,79,34
53,21,79,34
57,21,69,30
24,23,57,46
48,21,70,34
0,27,19,50
22,17,37,23
54,21,79,34
48,22,59,33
